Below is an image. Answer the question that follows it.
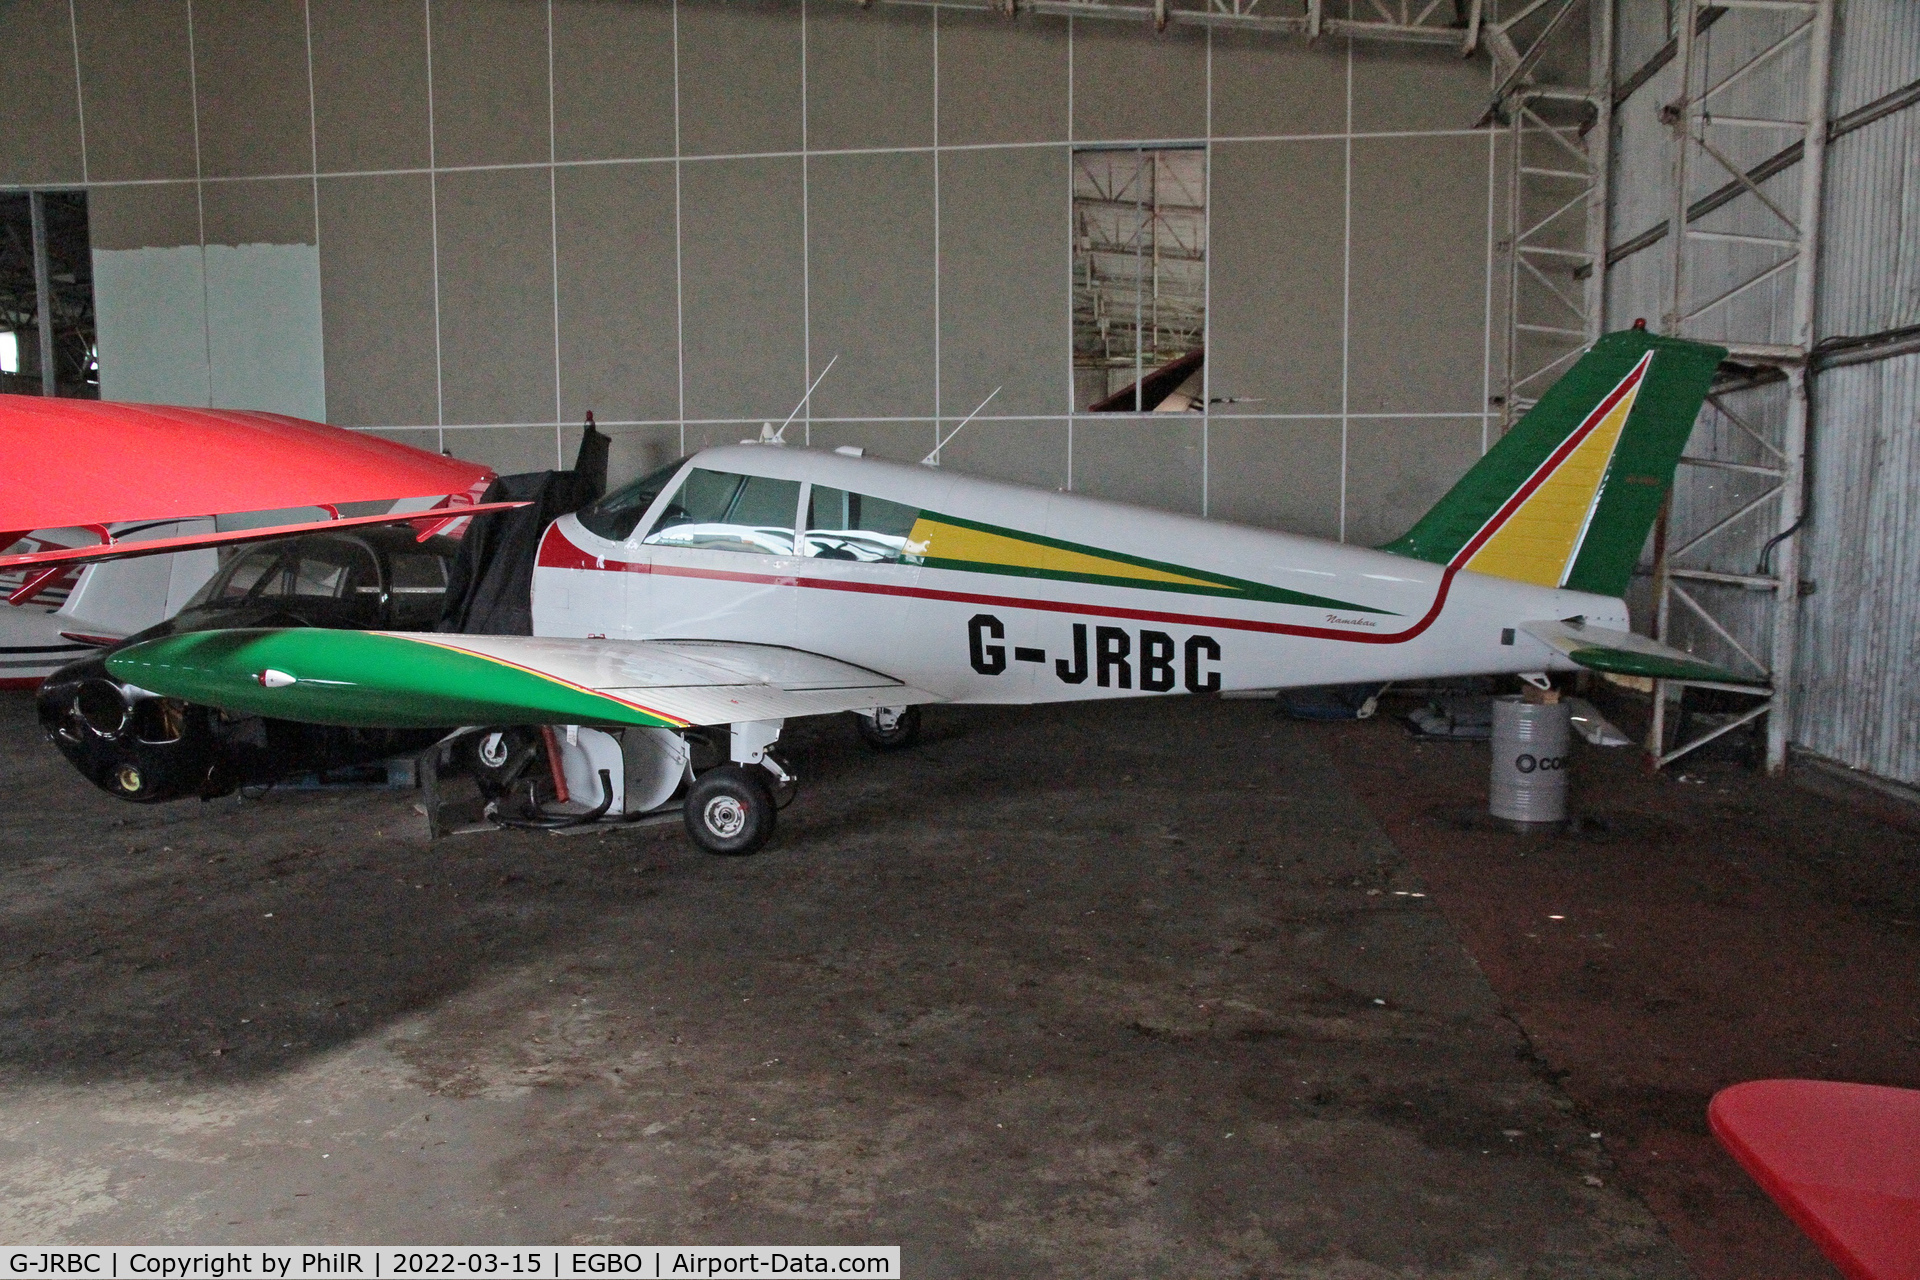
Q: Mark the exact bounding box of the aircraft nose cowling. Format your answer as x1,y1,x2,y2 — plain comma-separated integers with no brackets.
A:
104,628,679,730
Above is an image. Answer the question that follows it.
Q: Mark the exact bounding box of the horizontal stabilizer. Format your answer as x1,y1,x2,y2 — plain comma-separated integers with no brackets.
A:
1522,618,1753,684
0,503,529,576
105,629,941,729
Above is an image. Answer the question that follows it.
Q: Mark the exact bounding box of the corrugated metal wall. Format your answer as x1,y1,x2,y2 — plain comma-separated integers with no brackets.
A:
1797,0,1920,783
1795,354,1920,782
1820,0,1919,340
1606,0,1920,784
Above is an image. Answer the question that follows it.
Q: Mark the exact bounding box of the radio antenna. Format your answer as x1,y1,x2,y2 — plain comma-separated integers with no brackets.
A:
922,386,1000,467
764,354,839,445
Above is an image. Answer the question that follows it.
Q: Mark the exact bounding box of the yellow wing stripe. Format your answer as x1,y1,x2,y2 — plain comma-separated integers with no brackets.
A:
908,518,1222,589
1465,377,1643,587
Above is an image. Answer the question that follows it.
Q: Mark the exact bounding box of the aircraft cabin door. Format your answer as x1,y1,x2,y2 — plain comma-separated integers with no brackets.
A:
633,466,801,645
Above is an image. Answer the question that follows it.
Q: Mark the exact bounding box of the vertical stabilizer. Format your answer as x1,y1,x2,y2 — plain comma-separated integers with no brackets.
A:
1379,328,1725,597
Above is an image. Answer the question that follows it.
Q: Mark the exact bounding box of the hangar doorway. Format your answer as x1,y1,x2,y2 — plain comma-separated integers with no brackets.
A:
1071,146,1206,413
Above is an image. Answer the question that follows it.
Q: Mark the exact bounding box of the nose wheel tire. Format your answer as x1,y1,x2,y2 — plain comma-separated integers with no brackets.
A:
684,764,777,856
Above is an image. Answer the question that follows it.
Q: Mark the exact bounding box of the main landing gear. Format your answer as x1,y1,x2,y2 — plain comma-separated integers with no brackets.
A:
442,707,924,857
854,705,921,751
682,719,794,857
684,765,776,855
443,719,795,856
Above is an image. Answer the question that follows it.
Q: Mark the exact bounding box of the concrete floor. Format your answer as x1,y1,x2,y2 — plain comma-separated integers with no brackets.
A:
1326,699,1920,1280
2,692,1695,1274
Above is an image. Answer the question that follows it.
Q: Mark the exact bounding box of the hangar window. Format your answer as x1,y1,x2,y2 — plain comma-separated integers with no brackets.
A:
642,468,800,555
1072,147,1206,412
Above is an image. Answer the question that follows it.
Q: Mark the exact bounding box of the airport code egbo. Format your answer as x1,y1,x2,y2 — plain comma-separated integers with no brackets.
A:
3,1251,900,1280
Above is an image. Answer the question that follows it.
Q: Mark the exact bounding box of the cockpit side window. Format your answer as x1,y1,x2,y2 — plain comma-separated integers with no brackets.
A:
642,469,800,555
803,486,925,564
191,538,380,606
575,455,690,543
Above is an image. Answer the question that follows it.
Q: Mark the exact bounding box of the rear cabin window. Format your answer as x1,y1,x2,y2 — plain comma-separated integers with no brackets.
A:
576,456,690,543
387,550,450,628
642,469,801,555
803,486,925,564
288,543,380,599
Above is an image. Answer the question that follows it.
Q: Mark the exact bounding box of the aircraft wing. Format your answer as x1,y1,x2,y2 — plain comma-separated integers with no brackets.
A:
0,395,495,535
1521,617,1752,684
105,629,941,729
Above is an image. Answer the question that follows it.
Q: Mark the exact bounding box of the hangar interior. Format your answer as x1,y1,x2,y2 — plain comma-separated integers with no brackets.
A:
2,0,1917,1274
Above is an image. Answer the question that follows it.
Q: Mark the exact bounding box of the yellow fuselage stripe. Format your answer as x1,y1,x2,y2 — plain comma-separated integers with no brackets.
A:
908,519,1223,589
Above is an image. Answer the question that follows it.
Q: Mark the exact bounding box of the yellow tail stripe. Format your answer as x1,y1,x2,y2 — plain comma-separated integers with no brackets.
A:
1465,377,1642,587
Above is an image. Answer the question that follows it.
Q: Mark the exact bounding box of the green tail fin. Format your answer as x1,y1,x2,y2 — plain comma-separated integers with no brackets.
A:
1379,328,1725,597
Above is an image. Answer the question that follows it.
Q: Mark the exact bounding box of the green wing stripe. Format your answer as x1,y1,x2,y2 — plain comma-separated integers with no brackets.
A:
106,629,685,729
922,510,1399,616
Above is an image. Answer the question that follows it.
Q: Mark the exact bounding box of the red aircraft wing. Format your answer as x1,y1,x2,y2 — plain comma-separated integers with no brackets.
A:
0,395,494,532
1710,1079,1920,1280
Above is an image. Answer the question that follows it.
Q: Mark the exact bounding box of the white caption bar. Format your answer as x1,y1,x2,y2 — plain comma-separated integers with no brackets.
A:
3,1250,900,1280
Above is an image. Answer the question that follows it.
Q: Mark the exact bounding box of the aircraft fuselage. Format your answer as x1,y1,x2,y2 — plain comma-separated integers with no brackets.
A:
532,444,1626,705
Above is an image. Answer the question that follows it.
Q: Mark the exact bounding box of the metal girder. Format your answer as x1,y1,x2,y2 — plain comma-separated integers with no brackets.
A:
863,0,1485,51
1492,0,1610,429
1646,0,1835,776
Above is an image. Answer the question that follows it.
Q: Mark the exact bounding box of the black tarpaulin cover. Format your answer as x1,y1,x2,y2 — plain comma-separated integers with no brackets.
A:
436,423,608,636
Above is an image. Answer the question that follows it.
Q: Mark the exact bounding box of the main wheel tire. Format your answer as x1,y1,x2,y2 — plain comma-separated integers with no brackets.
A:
854,706,922,751
684,764,777,856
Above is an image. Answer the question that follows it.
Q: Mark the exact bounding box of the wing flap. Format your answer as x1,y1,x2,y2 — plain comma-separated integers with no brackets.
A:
1522,618,1754,684
105,629,939,729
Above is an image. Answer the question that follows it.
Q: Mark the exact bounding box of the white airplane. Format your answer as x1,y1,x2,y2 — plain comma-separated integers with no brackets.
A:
50,327,1735,856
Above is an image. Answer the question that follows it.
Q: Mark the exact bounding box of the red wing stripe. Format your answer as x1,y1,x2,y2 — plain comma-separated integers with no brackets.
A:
393,634,691,727
1447,351,1654,571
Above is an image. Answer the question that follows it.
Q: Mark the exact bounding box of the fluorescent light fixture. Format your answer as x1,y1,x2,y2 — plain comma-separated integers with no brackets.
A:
0,331,17,375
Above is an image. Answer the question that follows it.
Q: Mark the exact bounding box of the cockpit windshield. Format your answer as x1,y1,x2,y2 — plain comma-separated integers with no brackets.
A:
575,456,691,543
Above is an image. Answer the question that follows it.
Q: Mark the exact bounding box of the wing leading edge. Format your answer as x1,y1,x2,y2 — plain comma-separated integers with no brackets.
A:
105,630,941,729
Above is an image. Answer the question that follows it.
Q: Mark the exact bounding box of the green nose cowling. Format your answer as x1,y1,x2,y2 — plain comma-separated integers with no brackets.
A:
105,628,679,729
